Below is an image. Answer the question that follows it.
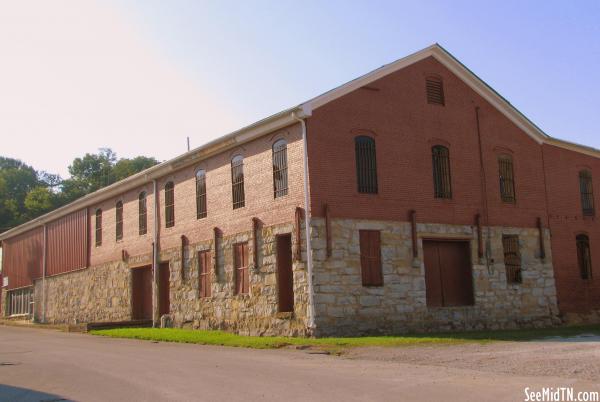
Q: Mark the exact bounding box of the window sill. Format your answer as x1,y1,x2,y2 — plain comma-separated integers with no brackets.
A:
433,197,455,205
427,304,475,310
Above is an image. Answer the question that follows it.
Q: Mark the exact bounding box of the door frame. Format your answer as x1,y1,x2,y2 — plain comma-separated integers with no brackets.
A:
422,238,475,308
275,233,295,313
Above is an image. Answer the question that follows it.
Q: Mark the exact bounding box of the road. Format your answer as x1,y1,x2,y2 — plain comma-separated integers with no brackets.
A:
0,325,599,402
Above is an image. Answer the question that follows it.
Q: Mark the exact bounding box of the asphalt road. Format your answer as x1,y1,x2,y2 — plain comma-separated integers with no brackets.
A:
0,325,599,402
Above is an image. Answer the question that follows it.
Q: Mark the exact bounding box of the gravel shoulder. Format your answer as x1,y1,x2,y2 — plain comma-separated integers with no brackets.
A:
345,334,600,381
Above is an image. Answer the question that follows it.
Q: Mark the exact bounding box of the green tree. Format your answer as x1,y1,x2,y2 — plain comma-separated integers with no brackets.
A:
0,149,159,233
66,148,117,193
0,157,40,230
24,187,57,218
113,156,160,182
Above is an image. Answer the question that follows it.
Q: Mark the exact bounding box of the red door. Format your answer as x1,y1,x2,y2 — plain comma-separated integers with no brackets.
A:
423,240,474,307
132,266,152,320
276,234,294,313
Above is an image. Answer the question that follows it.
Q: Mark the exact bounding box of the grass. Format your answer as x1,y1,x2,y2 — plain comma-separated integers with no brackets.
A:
90,324,600,352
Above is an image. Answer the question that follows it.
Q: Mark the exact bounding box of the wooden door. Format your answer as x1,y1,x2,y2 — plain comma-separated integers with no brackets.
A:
276,234,294,313
423,240,473,307
159,262,170,315
234,243,249,294
132,266,152,320
198,250,211,298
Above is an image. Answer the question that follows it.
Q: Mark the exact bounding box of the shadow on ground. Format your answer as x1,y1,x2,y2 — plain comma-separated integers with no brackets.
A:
0,384,70,402
401,324,600,342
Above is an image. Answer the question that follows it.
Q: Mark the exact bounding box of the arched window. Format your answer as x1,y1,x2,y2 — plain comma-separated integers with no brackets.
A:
165,181,175,228
426,76,445,105
432,145,452,199
115,201,123,241
272,139,288,198
576,234,593,280
138,191,147,235
196,169,207,219
355,136,378,194
231,155,245,209
95,209,102,246
579,170,595,216
499,155,516,203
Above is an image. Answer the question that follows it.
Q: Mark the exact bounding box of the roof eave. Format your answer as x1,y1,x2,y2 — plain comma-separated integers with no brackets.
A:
0,106,305,241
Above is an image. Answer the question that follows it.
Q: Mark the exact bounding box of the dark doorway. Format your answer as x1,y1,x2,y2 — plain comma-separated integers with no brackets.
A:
276,234,294,313
131,266,152,320
423,240,474,307
159,262,170,316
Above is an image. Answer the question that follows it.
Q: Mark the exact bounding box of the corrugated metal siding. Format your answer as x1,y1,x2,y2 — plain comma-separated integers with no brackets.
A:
3,228,44,290
47,209,87,276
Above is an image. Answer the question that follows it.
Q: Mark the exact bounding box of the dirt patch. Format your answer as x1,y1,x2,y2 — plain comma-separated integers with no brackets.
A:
345,338,600,381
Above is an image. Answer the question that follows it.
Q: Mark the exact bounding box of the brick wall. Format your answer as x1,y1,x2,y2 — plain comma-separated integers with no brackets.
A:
89,123,305,266
543,144,600,313
306,56,547,229
305,55,598,316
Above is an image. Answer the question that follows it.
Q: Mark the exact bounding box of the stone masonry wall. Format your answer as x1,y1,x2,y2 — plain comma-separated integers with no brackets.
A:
166,221,309,336
311,218,560,336
33,221,309,336
33,259,136,325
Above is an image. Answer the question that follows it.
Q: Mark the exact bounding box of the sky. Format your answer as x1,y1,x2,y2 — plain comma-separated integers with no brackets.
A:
1,0,599,177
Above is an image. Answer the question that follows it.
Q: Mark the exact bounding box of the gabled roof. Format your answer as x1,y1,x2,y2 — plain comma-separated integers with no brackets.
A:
302,44,548,144
1,43,598,241
301,44,599,157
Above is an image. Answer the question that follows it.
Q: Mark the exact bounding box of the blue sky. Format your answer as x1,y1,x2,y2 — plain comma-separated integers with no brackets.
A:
1,1,598,176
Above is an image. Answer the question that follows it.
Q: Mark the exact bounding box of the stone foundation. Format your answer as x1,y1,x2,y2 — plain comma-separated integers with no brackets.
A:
34,261,132,325
27,216,563,337
33,221,310,336
165,221,310,336
310,218,560,336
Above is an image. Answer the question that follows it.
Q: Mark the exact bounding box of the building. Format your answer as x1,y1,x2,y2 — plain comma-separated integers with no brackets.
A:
1,44,599,336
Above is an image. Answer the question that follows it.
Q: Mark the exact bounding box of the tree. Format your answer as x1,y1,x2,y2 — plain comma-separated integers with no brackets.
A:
113,156,160,182
0,149,160,233
0,157,40,230
24,187,57,218
66,148,117,193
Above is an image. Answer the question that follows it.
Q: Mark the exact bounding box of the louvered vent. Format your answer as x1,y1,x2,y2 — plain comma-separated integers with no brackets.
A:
426,77,445,105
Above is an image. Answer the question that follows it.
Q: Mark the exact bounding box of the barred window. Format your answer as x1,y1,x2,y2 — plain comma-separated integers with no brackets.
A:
196,169,207,219
426,76,445,105
139,191,147,235
355,136,378,194
115,201,123,241
499,155,516,203
165,181,175,228
95,209,102,246
502,235,522,284
231,155,245,209
577,234,593,280
272,139,288,198
432,145,452,199
579,170,595,216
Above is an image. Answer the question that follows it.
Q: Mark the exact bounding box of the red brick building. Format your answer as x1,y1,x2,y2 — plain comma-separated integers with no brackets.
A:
1,44,598,335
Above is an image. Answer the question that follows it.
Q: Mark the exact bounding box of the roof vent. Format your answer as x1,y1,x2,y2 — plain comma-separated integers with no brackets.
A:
426,77,445,105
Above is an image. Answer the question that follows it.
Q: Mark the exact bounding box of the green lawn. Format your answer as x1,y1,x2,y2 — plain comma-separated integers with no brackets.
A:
90,324,600,351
